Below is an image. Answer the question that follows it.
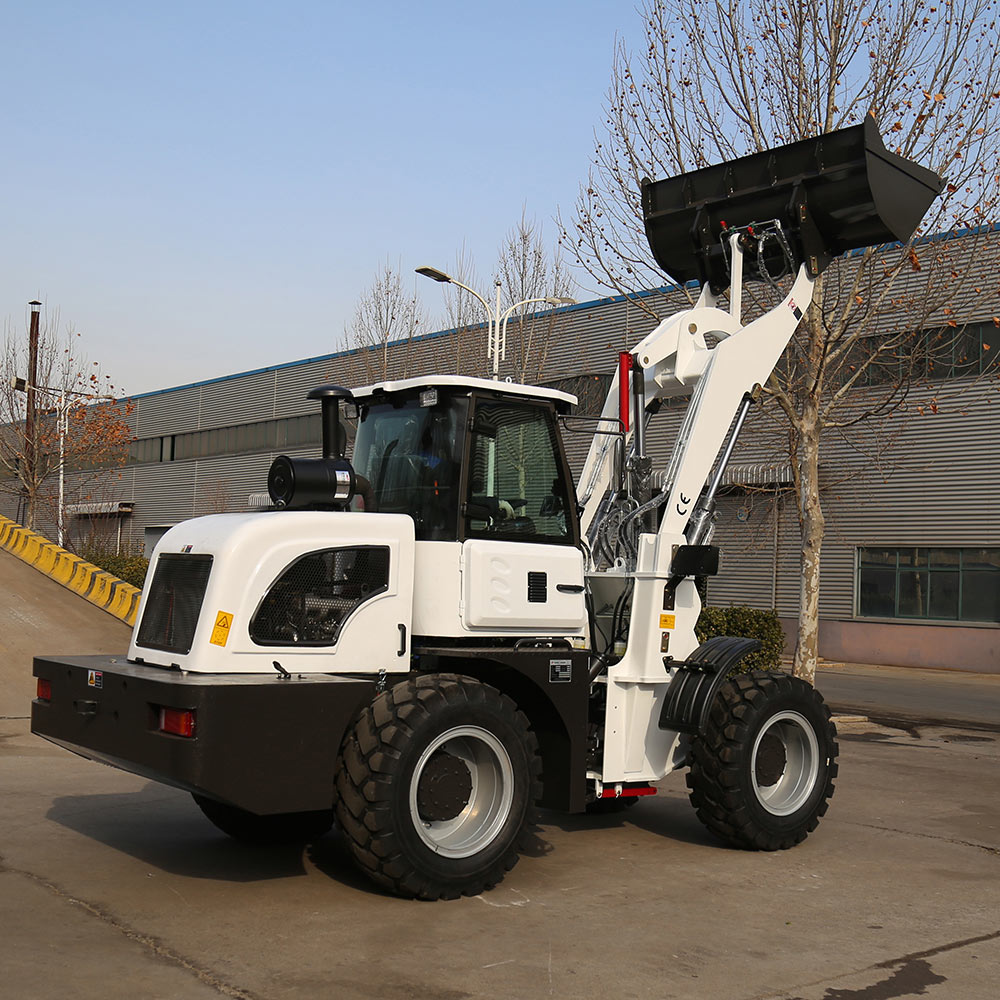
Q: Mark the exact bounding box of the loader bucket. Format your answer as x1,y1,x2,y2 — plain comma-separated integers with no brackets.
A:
641,117,943,292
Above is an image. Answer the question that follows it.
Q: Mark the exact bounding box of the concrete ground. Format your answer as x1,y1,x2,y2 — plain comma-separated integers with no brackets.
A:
2,552,999,997
1,714,998,999
0,548,131,718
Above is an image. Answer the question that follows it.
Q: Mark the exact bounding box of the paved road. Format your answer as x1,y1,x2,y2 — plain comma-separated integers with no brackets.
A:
2,714,998,999
0,548,130,718
816,661,1000,732
2,555,999,996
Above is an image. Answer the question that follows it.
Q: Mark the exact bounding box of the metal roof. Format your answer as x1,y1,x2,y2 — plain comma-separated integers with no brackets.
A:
351,374,578,409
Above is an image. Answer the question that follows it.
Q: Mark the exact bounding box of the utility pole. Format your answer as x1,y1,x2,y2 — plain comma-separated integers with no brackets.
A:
25,300,41,527
415,267,575,379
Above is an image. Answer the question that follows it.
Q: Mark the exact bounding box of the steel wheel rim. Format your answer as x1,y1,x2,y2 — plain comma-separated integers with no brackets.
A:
751,710,820,816
409,726,514,858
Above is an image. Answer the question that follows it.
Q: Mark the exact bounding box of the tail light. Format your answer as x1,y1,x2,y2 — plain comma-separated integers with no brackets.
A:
36,678,52,702
158,707,196,738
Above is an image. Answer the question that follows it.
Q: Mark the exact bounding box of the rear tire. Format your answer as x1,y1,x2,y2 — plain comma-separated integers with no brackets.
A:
192,795,334,845
687,670,838,851
335,674,541,900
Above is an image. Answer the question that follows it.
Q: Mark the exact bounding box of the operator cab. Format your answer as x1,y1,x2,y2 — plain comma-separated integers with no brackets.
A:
350,375,581,548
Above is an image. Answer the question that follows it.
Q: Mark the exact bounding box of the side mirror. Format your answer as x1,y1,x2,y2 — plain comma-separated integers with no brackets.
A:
472,417,498,440
464,500,494,522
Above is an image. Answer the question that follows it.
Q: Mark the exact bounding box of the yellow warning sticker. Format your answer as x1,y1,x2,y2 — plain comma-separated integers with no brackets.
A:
659,614,676,630
210,611,234,647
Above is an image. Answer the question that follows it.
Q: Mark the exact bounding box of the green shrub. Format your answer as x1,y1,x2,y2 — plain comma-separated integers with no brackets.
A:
695,605,785,673
79,546,150,590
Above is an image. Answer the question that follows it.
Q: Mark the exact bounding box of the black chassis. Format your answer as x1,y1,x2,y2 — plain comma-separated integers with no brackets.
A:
32,644,591,817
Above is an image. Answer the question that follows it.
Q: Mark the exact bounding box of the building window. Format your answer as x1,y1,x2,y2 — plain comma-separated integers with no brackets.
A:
129,413,323,465
920,321,998,379
857,547,1000,623
129,436,164,464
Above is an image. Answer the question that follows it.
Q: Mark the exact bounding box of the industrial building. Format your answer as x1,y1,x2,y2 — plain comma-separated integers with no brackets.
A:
4,232,998,672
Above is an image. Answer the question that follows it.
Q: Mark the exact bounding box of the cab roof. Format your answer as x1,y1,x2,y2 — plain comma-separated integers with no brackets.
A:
351,374,577,412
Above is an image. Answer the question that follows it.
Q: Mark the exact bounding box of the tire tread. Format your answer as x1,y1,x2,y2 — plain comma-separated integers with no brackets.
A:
687,670,838,851
335,674,541,900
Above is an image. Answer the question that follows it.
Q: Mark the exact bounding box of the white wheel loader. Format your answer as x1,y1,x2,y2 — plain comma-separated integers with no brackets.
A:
32,121,941,899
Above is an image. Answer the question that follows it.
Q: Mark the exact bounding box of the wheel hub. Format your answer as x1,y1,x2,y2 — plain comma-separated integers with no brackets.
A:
754,733,788,787
750,710,821,816
408,725,515,858
416,751,473,822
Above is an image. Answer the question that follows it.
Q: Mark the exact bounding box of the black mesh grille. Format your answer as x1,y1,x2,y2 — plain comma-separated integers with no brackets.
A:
136,554,213,655
527,571,547,603
250,546,390,646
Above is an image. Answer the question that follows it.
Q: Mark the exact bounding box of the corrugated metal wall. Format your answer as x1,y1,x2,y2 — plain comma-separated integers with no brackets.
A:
3,231,998,665
703,376,1000,622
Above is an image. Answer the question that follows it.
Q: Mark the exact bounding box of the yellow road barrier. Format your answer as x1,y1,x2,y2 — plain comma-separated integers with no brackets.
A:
0,515,141,627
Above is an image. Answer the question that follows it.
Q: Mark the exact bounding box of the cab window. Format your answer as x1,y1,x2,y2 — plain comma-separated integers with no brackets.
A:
465,400,575,544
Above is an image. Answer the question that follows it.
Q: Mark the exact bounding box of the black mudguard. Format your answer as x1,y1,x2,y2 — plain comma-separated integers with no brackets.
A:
413,645,592,813
658,636,762,735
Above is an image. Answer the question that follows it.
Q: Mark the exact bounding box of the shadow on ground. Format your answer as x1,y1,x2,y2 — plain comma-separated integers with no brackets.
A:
539,778,723,851
45,783,350,885
45,773,729,897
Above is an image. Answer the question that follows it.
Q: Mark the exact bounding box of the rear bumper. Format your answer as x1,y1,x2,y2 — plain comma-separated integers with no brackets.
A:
31,654,375,815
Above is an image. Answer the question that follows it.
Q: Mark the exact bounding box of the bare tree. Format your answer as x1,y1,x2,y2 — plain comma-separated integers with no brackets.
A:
195,477,234,516
439,243,489,378
563,0,1000,682
344,260,425,384
494,210,576,383
388,215,576,383
1,309,133,534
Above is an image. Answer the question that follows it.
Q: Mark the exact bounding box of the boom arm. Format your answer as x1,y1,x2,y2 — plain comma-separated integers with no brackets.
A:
579,258,813,570
581,119,942,787
579,118,943,572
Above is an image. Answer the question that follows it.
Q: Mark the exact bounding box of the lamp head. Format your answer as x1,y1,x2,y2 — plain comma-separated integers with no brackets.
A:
415,266,452,283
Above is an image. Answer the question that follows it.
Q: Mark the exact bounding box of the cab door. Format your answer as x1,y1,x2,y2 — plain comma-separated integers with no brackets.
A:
460,397,585,633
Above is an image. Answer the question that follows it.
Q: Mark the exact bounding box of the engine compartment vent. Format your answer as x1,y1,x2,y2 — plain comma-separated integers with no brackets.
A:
250,546,390,646
527,572,548,603
136,554,214,655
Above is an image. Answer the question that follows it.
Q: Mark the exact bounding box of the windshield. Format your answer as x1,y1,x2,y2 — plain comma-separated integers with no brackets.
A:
351,395,467,540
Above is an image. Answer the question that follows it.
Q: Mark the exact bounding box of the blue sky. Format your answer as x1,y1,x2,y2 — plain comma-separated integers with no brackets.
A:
0,1,642,395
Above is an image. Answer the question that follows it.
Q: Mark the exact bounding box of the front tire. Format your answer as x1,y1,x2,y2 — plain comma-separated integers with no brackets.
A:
687,670,838,851
335,674,541,900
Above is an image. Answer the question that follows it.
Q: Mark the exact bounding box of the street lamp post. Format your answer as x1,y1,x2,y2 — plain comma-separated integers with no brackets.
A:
24,301,41,526
499,296,577,363
416,266,576,380
10,377,116,547
416,266,500,375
